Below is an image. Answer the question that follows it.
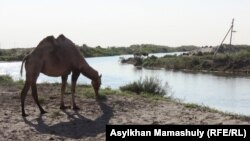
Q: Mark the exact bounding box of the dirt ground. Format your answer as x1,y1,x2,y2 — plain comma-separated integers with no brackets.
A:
0,84,249,141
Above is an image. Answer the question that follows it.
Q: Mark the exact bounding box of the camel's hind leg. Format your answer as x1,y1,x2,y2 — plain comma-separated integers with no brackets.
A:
31,81,47,115
21,81,31,117
60,75,68,109
71,71,80,110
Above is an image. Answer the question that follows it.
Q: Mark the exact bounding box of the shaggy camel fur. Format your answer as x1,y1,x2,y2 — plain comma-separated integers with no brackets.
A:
20,34,102,117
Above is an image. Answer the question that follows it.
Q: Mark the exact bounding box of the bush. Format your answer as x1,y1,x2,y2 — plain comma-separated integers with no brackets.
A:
149,55,158,60
190,57,201,67
0,75,14,85
233,51,250,60
120,77,168,96
134,57,143,66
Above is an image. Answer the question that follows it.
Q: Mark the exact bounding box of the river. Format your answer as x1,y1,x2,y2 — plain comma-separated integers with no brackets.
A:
0,53,250,116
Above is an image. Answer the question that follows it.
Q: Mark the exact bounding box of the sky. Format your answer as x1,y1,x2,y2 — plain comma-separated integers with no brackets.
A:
0,0,250,48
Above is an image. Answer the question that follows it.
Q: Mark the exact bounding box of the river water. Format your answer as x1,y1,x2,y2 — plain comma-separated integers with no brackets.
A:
0,53,250,115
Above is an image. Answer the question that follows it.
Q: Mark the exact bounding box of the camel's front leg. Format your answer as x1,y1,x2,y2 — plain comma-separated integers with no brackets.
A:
71,71,80,110
60,75,68,109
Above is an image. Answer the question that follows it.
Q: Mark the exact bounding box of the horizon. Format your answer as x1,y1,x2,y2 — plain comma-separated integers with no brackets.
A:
1,0,250,49
1,43,250,50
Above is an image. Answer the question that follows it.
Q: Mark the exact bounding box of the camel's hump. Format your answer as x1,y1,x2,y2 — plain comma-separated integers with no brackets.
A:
57,34,66,40
37,35,56,46
45,35,55,42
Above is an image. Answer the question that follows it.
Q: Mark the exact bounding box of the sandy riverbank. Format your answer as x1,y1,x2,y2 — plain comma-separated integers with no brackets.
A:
0,83,249,140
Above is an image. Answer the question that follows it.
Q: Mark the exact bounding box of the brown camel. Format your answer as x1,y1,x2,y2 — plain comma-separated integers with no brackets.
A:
20,34,102,117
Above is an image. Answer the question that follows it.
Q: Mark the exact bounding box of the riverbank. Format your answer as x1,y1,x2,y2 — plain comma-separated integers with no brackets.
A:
121,49,250,74
0,77,249,140
0,44,197,61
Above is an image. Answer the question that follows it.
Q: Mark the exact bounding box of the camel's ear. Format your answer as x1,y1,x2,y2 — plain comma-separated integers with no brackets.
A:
99,74,102,78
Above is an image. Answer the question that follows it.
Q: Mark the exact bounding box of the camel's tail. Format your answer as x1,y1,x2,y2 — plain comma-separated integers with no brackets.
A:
20,55,29,77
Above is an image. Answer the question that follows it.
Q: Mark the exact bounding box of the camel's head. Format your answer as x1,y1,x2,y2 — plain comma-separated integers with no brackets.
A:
92,74,102,96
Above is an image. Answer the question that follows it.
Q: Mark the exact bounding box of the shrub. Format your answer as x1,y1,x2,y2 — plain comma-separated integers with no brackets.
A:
196,51,203,56
213,54,231,63
119,57,126,63
233,51,250,60
149,55,158,60
120,77,168,96
0,75,14,85
190,57,201,67
134,57,143,66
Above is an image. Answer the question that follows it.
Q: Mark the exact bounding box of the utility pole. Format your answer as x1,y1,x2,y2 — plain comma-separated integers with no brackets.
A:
214,18,236,56
229,18,235,45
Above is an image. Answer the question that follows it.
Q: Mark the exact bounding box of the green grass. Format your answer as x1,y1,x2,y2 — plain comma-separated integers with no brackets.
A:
0,75,25,86
184,103,202,109
0,75,14,85
74,85,116,100
183,103,219,113
139,92,172,101
120,76,169,96
183,102,250,121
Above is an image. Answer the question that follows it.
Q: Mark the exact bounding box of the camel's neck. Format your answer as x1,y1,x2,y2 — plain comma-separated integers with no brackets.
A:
80,63,99,81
